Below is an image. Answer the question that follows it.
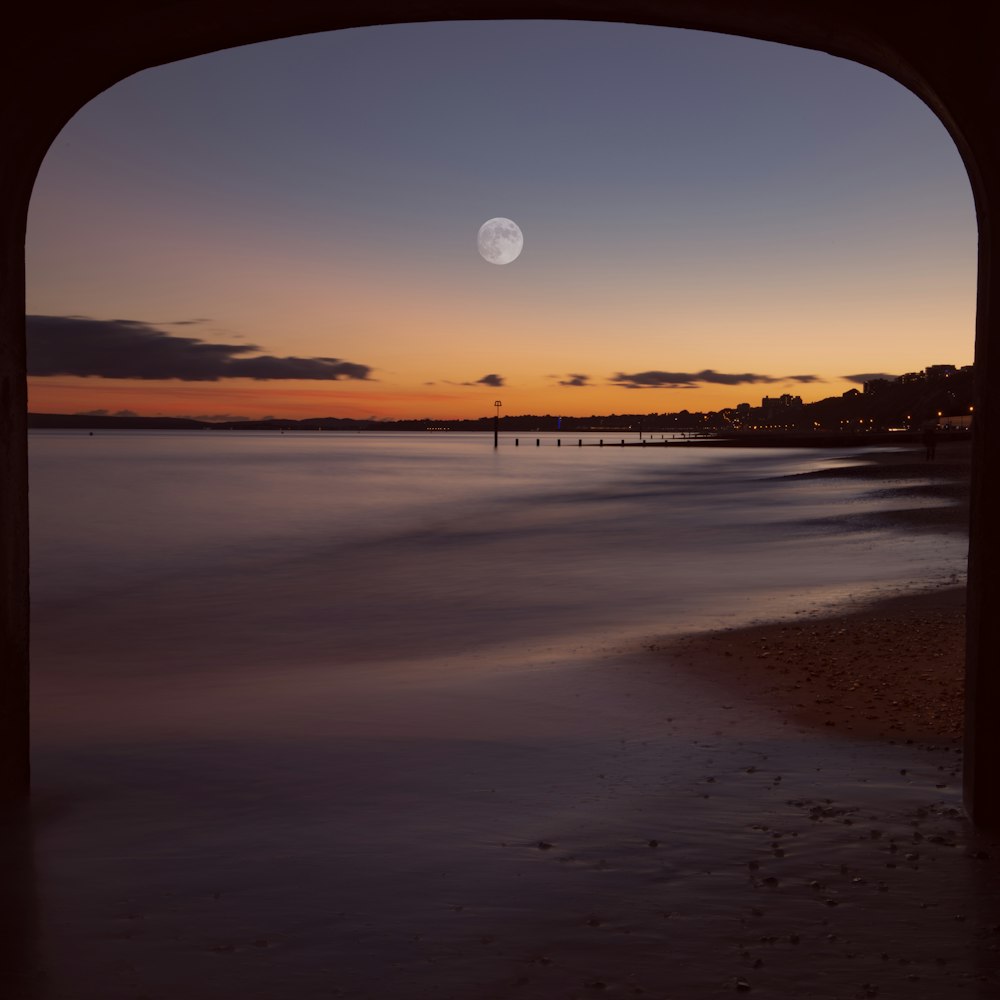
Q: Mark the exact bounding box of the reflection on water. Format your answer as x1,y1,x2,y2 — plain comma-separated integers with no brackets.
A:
30,430,963,676
23,430,990,1000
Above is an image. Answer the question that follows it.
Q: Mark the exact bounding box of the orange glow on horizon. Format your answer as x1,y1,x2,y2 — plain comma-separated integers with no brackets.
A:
25,21,977,428
28,374,863,422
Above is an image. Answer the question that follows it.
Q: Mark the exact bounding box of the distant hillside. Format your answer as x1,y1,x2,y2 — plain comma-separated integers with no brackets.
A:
29,412,209,430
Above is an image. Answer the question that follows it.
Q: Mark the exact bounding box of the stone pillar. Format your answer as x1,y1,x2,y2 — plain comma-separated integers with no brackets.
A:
964,176,1000,828
0,180,29,805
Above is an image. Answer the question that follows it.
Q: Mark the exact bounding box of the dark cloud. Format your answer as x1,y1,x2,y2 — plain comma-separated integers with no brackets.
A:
611,369,777,389
610,369,820,389
27,315,373,382
843,372,898,385
557,373,590,387
445,373,506,388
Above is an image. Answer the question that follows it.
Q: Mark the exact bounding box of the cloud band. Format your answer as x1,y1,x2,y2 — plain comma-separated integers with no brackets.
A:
27,315,373,382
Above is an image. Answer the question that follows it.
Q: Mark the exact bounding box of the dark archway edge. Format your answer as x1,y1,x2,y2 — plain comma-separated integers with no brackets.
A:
3,1,998,822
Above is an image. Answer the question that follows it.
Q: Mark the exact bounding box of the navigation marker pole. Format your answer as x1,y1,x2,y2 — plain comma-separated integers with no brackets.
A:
494,400,502,449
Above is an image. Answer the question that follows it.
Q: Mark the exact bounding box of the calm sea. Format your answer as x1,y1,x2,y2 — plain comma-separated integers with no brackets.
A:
21,429,976,1000
29,429,965,679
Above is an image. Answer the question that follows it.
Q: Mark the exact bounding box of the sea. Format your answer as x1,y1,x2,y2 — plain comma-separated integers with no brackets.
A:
18,429,982,1000
30,429,965,677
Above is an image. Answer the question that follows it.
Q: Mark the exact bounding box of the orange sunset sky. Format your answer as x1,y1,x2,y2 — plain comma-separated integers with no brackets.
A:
26,21,976,421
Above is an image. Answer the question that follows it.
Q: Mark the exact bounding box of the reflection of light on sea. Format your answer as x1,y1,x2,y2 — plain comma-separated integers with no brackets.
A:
29,432,967,678
26,431,976,999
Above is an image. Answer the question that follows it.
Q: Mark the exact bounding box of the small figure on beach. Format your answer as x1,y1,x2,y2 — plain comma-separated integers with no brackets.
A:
923,424,937,461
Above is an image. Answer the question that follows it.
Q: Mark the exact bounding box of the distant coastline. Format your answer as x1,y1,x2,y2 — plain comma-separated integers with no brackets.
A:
27,411,971,449
27,362,974,437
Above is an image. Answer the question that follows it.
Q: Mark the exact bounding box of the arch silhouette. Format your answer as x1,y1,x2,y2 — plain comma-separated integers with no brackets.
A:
3,1,998,824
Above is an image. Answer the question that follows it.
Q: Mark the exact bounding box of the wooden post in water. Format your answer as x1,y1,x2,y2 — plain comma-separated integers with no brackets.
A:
493,400,501,449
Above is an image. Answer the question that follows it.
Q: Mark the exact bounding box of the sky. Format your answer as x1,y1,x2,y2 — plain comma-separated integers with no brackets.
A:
26,20,977,421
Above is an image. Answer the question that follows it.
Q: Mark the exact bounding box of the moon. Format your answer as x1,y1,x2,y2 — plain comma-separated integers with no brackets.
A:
478,217,523,264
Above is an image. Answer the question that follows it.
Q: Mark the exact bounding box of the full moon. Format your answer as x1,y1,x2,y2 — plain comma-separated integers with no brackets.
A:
477,217,523,264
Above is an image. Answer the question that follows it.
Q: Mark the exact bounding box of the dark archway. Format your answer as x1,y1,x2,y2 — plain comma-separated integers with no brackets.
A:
3,1,998,824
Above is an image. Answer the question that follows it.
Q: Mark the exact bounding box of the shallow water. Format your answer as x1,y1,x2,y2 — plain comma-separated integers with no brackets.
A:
19,430,987,1000
30,430,963,676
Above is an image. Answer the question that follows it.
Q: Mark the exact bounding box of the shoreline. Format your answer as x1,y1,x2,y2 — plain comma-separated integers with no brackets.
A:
26,419,973,451
658,585,965,745
656,440,969,746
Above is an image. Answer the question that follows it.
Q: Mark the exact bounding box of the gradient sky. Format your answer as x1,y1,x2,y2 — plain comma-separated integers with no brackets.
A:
26,20,977,420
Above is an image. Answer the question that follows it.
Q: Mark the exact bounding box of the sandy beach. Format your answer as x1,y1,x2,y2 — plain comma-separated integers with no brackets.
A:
14,436,1000,1000
661,585,965,745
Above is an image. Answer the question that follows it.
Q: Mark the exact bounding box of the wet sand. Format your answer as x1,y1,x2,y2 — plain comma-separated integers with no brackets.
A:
661,586,965,745
14,438,1000,999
